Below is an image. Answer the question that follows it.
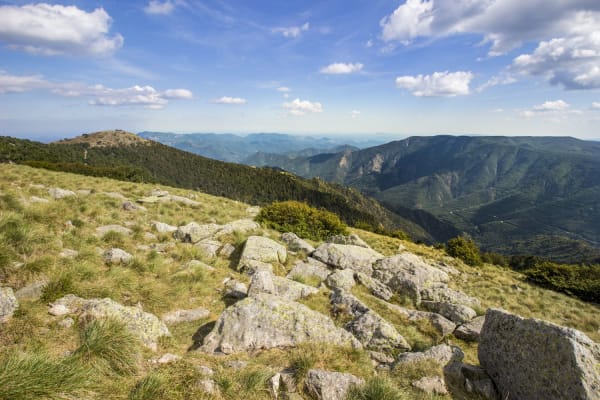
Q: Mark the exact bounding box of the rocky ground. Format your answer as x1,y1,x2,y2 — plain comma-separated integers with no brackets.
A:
0,164,599,400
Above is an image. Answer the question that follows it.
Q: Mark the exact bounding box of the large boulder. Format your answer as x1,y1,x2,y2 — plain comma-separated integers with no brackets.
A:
421,301,476,324
238,236,287,270
444,362,499,400
454,315,485,342
247,270,276,297
312,243,383,275
305,369,364,400
272,276,319,301
478,308,600,400
173,222,220,243
0,287,18,323
346,310,410,352
49,295,170,350
102,248,133,264
280,232,315,253
372,253,448,304
354,272,393,301
286,258,331,283
200,294,360,354
325,269,356,291
194,239,222,258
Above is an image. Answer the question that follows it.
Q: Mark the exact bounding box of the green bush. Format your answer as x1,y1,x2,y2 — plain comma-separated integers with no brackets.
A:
257,201,347,241
445,236,482,266
0,351,89,400
524,262,600,303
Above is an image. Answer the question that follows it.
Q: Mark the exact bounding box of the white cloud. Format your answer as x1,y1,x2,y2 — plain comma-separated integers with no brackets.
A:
277,86,291,92
144,0,175,15
521,99,578,117
320,63,364,75
351,110,361,119
477,74,517,92
533,100,570,112
0,71,192,109
282,98,323,116
592,102,600,109
0,3,123,56
211,96,247,105
395,71,473,97
272,22,309,38
380,0,600,56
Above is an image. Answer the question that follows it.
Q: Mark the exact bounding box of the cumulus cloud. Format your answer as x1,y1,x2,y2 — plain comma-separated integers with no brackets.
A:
144,0,175,15
521,99,576,117
211,96,247,105
395,71,473,97
380,0,600,56
272,22,309,38
282,98,323,116
320,63,364,75
0,3,123,56
592,102,600,109
0,71,191,109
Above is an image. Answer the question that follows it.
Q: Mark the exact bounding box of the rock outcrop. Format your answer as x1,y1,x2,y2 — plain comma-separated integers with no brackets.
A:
479,308,600,400
200,293,360,354
454,315,485,342
305,369,364,400
312,243,383,275
238,236,287,270
286,258,331,283
325,269,356,291
326,233,370,249
421,301,476,324
0,287,18,323
280,232,315,253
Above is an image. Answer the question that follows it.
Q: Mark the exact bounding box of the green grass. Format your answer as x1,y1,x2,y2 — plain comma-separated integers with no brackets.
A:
129,373,167,400
347,376,406,400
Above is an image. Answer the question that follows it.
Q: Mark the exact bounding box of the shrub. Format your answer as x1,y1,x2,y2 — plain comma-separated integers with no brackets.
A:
346,376,405,400
73,318,140,375
445,236,482,266
524,261,600,303
257,201,347,241
0,351,89,400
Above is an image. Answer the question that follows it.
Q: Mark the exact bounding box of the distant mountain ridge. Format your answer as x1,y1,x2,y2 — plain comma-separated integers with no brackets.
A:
137,131,388,163
249,135,600,263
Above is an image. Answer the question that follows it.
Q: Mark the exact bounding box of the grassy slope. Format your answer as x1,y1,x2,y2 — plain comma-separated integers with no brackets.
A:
0,164,598,400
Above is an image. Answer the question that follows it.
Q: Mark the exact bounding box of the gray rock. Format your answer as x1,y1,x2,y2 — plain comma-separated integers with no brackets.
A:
58,317,75,328
421,301,476,324
194,239,222,258
15,280,48,301
280,232,315,253
238,236,287,270
380,303,456,337
242,260,273,274
454,315,485,342
372,253,449,304
327,233,370,248
395,344,464,367
346,310,411,352
421,286,480,308
200,294,361,354
95,225,132,237
223,279,248,299
59,248,79,258
122,201,145,211
48,187,75,199
48,304,70,316
224,360,248,369
103,248,133,264
152,221,178,233
154,353,181,364
305,369,364,400
162,308,210,325
149,189,169,197
247,270,276,297
412,376,448,395
174,222,220,243
196,379,218,395
196,365,214,376
479,308,600,400
0,287,19,323
50,295,170,350
273,276,319,301
218,243,235,258
330,290,370,318
444,362,499,400
29,196,49,203
312,243,383,275
286,258,331,283
355,272,393,301
180,260,215,274
325,269,356,291
214,219,260,238
368,350,395,365
168,195,200,207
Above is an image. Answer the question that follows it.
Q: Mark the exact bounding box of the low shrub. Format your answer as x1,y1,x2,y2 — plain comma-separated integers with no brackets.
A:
445,236,482,266
257,200,347,241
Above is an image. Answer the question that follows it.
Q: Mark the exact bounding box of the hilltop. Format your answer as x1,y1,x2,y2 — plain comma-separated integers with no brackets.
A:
55,130,151,148
0,164,598,400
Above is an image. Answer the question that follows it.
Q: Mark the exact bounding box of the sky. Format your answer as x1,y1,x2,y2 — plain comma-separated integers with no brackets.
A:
0,0,599,140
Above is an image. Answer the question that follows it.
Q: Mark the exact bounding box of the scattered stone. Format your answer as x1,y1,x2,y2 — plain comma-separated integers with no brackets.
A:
312,243,383,275
15,280,48,301
48,187,75,199
347,310,411,352
242,260,273,274
454,315,485,342
305,369,364,400
280,232,315,253
238,236,287,270
269,373,281,399
154,353,181,364
286,258,331,283
152,221,178,233
59,248,79,258
200,293,361,354
325,269,356,291
330,290,370,318
50,295,170,350
162,308,210,325
247,270,276,297
215,219,260,237
103,248,133,264
103,192,128,200
224,360,248,369
223,280,248,299
168,195,200,206
149,189,169,197
421,286,480,308
421,301,477,324
407,310,457,337
122,201,145,211
395,344,464,367
30,183,45,189
372,253,449,304
196,365,215,376
58,317,75,328
327,233,370,248
218,243,235,258
368,350,395,365
412,376,448,395
355,272,393,301
182,260,215,273
479,308,600,400
197,379,218,395
444,362,499,400
174,222,221,243
0,287,19,323
195,239,222,258
272,276,319,301
48,304,70,316
29,196,49,203
149,242,175,253
96,225,132,237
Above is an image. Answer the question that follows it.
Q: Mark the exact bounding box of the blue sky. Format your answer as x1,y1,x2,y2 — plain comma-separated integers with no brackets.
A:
0,0,599,140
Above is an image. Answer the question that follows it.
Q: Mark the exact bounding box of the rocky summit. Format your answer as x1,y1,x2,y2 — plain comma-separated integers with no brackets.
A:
0,164,598,400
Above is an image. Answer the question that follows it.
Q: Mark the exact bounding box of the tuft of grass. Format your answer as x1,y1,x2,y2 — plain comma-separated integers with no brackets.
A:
0,213,34,255
0,351,89,400
290,350,317,381
73,318,140,375
41,273,78,303
101,230,126,247
129,373,167,400
240,368,272,392
346,376,406,400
